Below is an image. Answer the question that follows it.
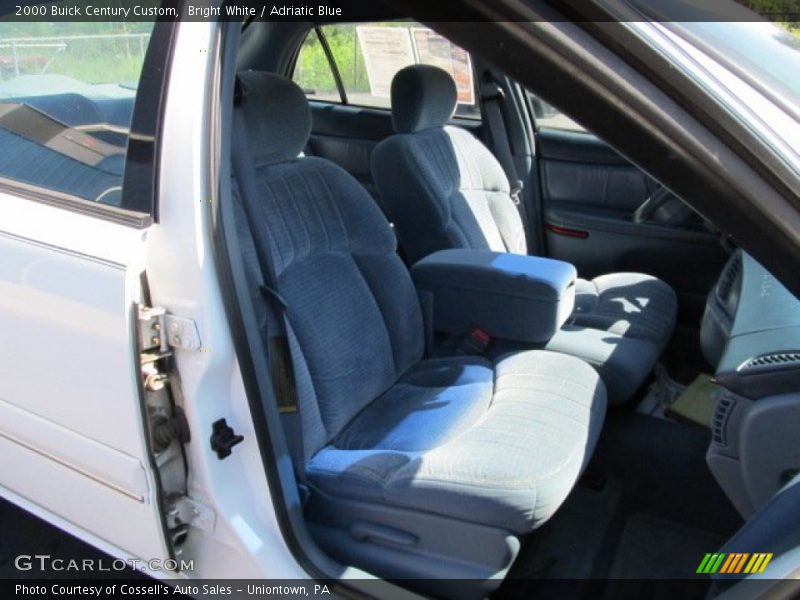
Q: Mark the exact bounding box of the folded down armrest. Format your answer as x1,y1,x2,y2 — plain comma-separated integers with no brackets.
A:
411,249,577,344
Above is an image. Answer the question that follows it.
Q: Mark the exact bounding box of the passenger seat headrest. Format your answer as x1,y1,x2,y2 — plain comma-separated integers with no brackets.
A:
391,65,458,134
236,71,311,165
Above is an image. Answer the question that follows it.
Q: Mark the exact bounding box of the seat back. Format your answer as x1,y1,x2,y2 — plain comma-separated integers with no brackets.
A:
372,65,527,264
233,72,424,454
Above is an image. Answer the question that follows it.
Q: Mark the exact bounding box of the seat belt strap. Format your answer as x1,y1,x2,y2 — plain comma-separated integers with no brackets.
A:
481,77,530,248
260,286,298,415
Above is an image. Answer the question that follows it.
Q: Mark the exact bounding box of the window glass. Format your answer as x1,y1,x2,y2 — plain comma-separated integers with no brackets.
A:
293,23,481,119
528,93,587,132
673,22,800,106
292,29,341,103
0,21,155,210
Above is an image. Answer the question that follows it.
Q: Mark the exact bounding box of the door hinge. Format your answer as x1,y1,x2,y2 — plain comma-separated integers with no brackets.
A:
166,494,216,534
138,306,202,354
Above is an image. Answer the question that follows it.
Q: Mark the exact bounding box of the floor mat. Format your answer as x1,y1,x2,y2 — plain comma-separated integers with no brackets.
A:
494,412,743,600
666,374,719,427
590,411,742,537
608,513,725,579
601,513,723,600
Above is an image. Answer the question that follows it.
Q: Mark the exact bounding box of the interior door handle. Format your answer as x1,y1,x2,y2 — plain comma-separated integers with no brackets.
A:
632,186,673,224
545,223,589,239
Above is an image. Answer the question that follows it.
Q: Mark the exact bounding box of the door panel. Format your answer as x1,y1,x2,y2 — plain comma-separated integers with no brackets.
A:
539,128,658,215
0,194,169,561
542,159,653,215
537,127,728,320
546,207,728,316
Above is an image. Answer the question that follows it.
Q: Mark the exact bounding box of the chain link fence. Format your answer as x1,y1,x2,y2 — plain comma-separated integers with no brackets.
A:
0,32,151,83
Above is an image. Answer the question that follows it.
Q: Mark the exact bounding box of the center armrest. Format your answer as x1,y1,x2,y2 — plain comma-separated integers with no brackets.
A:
411,249,577,344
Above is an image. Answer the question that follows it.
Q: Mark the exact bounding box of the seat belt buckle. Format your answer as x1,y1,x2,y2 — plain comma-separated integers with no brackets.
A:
510,180,524,205
269,336,298,413
460,327,491,355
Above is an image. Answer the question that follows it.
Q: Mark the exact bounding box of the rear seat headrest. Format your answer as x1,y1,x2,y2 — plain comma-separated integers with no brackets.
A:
236,71,311,165
390,64,458,134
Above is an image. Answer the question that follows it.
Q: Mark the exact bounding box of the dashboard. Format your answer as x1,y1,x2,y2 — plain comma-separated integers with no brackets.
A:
703,250,800,399
702,250,800,517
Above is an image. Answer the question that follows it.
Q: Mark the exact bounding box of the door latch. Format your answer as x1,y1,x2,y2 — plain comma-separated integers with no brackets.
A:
210,419,244,459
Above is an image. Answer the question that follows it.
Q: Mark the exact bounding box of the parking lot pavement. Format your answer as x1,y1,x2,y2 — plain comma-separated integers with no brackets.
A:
0,497,131,579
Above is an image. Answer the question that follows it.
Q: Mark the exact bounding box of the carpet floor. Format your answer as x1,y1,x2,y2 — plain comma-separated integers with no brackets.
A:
496,410,742,599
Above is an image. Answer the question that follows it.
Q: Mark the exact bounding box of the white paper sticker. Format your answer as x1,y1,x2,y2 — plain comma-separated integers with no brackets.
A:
356,26,416,98
356,26,475,105
411,28,475,105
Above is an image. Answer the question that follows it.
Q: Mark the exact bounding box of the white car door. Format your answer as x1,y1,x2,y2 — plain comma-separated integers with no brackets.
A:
0,200,172,563
0,20,180,568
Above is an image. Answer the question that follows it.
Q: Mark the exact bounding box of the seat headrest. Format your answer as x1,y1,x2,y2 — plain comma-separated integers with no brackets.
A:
391,65,458,134
236,71,311,166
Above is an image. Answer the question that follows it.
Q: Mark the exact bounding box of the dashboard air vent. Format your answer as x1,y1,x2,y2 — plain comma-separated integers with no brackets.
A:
712,394,735,446
717,253,742,300
738,352,800,374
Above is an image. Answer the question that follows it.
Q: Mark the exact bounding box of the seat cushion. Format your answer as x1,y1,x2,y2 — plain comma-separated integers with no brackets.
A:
571,273,677,346
307,350,606,534
545,324,661,404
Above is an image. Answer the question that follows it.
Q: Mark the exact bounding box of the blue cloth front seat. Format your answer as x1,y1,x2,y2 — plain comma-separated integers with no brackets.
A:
232,71,607,591
371,65,678,404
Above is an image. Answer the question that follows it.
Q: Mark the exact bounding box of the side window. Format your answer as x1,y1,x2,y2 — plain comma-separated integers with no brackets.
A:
292,29,341,103
0,20,156,212
292,23,481,119
528,93,587,132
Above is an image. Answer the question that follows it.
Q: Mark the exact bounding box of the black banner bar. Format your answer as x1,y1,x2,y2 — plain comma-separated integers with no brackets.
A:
1,577,792,600
2,0,800,22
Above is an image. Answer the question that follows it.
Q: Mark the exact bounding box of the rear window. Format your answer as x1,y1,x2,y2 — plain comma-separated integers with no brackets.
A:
292,23,481,119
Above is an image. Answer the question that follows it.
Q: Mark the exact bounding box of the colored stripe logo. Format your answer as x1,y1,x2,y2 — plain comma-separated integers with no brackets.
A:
697,552,773,574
